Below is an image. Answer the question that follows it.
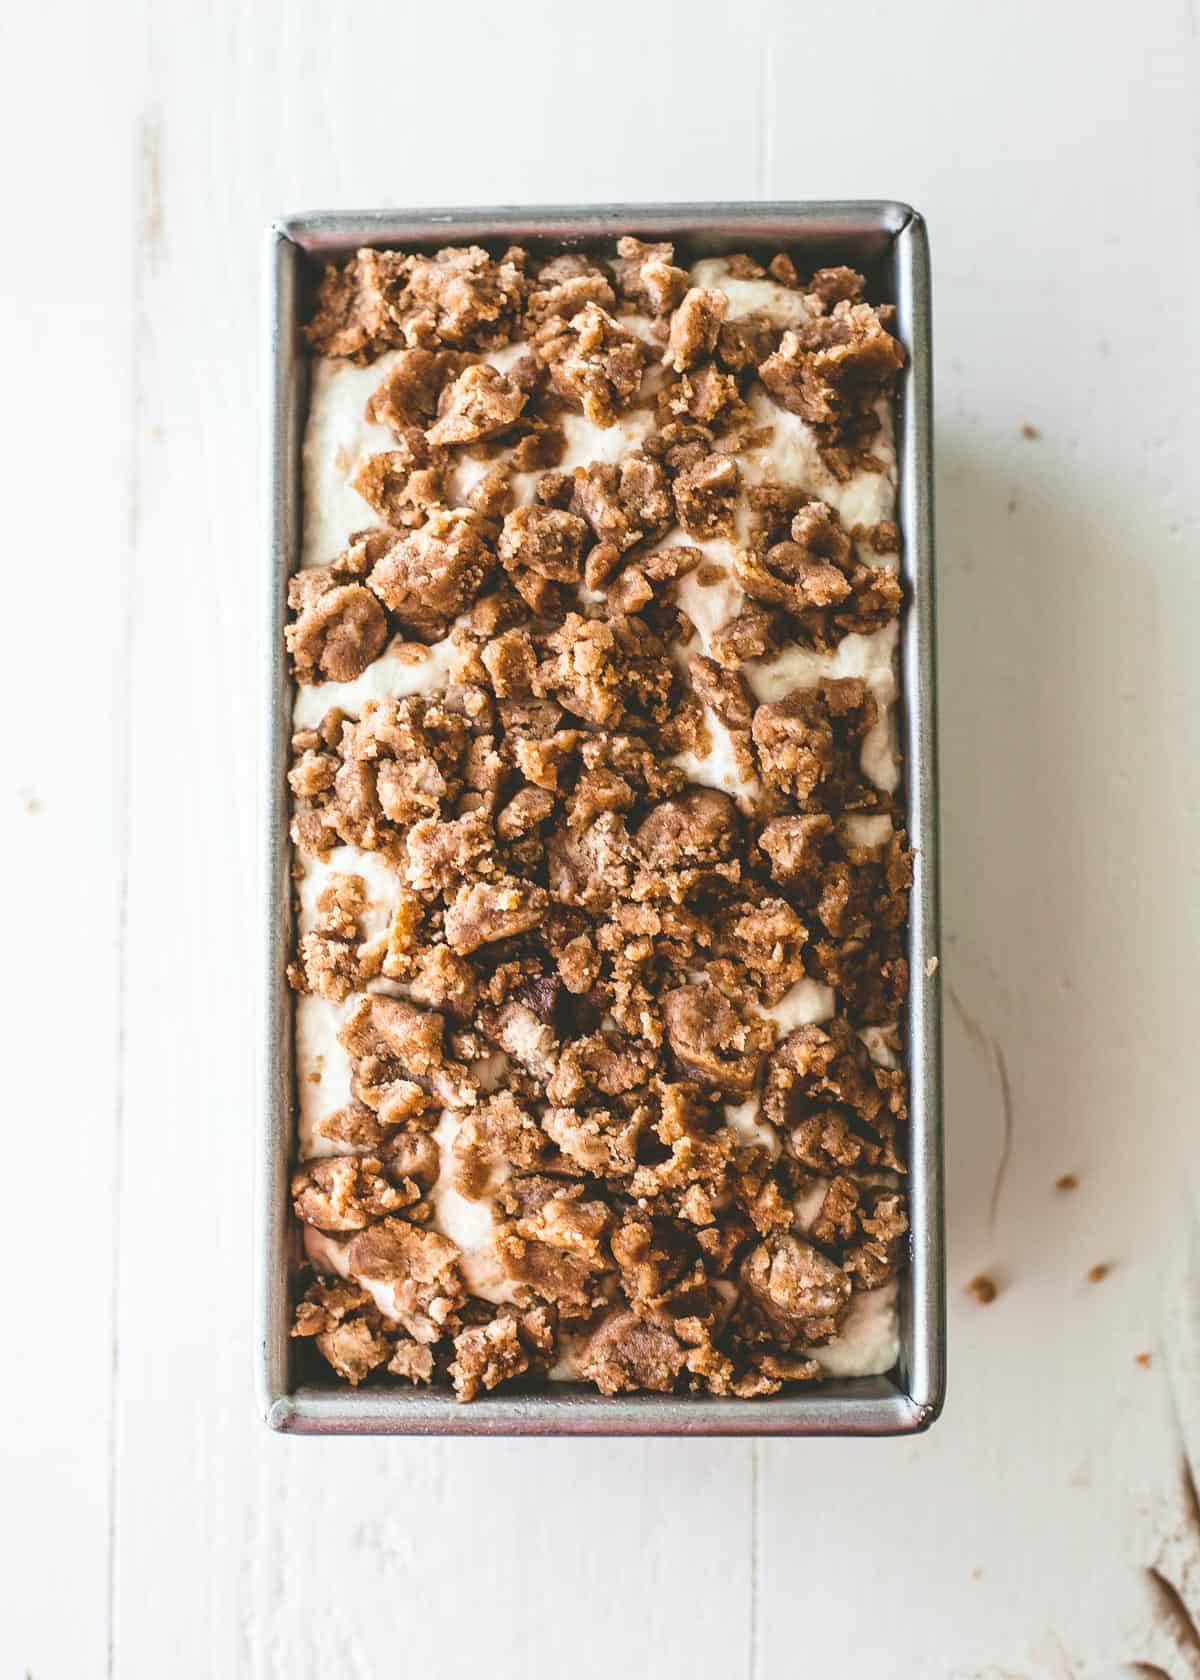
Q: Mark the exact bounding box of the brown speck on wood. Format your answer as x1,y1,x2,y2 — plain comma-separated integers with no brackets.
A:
967,1273,998,1305
1088,1262,1111,1284
1055,1173,1079,1191
1021,423,1040,439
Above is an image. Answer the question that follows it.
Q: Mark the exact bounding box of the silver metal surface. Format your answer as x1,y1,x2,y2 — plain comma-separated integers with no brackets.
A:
259,203,942,1437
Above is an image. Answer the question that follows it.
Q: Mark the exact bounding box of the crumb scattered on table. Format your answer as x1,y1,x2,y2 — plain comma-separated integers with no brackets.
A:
1055,1172,1079,1192
967,1274,999,1305
1136,1351,1152,1369
1021,423,1040,440
1088,1262,1111,1284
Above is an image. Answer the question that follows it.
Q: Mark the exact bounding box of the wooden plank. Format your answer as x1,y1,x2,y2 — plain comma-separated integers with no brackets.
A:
756,1,1200,1673
0,7,141,1677
107,3,767,1674
248,1438,753,1679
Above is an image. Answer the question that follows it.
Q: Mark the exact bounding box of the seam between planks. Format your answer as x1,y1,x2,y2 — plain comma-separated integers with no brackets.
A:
749,1442,761,1680
104,104,159,1680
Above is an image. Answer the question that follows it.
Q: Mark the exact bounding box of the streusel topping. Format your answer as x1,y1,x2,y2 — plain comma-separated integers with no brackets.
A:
290,238,909,1400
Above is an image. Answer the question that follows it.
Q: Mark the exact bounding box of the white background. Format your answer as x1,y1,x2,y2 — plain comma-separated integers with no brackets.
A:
4,1,1199,1675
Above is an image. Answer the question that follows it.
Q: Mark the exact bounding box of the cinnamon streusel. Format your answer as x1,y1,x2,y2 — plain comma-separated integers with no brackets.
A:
288,237,910,1400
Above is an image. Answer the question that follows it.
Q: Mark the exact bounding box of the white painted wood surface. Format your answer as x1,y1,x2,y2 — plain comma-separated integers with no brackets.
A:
4,1,1199,1674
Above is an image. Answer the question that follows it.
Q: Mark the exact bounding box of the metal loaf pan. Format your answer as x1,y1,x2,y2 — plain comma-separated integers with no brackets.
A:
260,202,942,1436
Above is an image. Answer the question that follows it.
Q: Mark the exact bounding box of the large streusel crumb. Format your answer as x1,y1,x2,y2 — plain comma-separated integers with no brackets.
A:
289,237,910,1401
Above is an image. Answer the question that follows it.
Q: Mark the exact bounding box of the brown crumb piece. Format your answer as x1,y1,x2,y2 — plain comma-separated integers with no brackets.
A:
532,303,646,428
286,578,388,686
525,254,616,327
709,610,782,679
367,508,493,640
758,301,904,470
480,626,537,699
723,897,808,1005
665,363,744,427
612,236,688,316
1088,1262,1112,1284
662,983,771,1096
388,1341,436,1384
571,456,673,553
402,246,527,348
408,943,480,1018
805,267,865,312
449,1314,530,1402
1021,423,1040,440
366,348,458,435
305,249,413,361
444,876,549,954
533,612,676,730
608,566,653,614
741,1234,851,1344
494,1223,606,1313
293,1284,395,1385
1136,1351,1152,1369
767,1016,906,1173
339,992,445,1074
307,245,527,361
465,461,515,518
752,678,877,804
672,452,740,540
404,808,495,894
286,530,397,682
739,496,902,643
288,871,373,1002
291,1153,418,1232
577,1309,688,1395
1055,1172,1079,1192
340,1222,464,1344
664,286,729,373
453,1092,548,1198
688,655,753,732
758,812,834,888
714,311,780,373
498,504,589,584
759,302,904,426
425,363,527,446
967,1274,999,1305
495,784,556,839
541,1103,642,1178
290,693,470,858
351,446,447,531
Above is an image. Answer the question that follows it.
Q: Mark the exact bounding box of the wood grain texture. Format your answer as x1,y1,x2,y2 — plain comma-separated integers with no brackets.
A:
3,0,1198,1676
0,5,141,1676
